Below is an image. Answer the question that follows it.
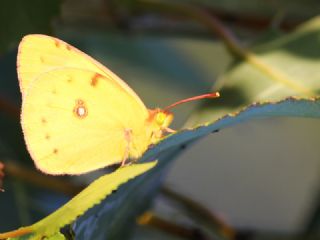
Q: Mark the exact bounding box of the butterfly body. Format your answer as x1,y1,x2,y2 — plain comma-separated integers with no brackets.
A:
18,34,173,175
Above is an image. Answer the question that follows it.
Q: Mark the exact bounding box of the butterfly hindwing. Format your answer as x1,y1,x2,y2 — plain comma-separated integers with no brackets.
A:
21,68,149,175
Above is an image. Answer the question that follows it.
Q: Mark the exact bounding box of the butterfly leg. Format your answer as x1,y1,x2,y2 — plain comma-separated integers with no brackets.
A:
121,129,132,166
165,127,176,133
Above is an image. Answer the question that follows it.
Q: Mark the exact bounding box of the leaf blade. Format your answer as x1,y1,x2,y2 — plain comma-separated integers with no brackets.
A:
0,161,157,239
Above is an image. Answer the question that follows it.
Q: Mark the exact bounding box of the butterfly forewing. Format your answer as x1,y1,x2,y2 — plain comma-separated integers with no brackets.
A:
17,34,146,111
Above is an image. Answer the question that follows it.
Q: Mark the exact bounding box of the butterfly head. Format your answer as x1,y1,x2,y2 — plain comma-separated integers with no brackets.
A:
147,108,174,143
154,109,174,129
145,92,220,144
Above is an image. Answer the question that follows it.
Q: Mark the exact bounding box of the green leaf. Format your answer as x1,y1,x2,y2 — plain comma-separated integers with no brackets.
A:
74,157,170,239
42,232,66,240
8,236,30,240
7,232,65,240
0,0,61,53
139,98,320,168
0,161,157,240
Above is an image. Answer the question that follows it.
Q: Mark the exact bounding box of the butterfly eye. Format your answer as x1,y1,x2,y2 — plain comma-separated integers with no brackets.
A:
155,112,166,125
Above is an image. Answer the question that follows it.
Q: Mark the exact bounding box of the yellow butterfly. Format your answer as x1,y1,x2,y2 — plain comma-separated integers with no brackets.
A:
18,34,219,175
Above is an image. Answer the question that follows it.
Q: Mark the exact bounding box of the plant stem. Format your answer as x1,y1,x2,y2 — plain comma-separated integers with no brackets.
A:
161,186,235,240
0,95,20,119
136,0,242,55
138,211,212,240
0,226,33,239
4,161,83,196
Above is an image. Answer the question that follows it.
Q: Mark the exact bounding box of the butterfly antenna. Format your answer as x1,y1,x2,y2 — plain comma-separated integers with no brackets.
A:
164,92,220,111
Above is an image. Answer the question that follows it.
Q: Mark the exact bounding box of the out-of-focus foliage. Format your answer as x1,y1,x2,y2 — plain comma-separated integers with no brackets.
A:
187,17,320,125
185,0,320,19
0,0,61,53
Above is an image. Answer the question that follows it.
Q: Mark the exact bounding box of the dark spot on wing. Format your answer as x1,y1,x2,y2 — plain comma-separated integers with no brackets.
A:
91,73,103,87
54,40,61,48
41,118,47,124
67,77,72,83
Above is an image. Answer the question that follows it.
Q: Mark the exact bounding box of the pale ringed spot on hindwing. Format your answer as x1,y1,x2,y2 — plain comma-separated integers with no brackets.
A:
73,99,88,119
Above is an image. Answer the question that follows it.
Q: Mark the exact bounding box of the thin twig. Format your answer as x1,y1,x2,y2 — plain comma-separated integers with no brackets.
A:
0,95,20,119
136,0,242,55
161,186,235,240
138,211,211,240
4,161,83,196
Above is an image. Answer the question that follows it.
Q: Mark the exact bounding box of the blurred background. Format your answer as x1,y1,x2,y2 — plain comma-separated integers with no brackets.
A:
1,0,320,239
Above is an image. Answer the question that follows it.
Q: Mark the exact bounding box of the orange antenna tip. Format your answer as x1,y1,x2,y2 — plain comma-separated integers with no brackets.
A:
164,92,220,111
